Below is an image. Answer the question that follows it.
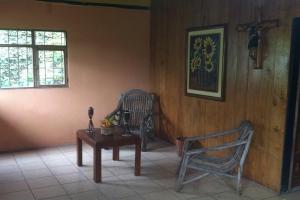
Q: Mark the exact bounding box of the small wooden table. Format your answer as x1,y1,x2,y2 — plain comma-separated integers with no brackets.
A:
76,128,141,183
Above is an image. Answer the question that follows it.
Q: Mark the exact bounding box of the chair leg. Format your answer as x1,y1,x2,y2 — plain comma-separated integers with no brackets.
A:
236,167,242,195
176,158,183,176
175,156,188,192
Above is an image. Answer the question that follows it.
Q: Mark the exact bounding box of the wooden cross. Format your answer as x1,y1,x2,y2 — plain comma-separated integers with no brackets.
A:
237,8,279,69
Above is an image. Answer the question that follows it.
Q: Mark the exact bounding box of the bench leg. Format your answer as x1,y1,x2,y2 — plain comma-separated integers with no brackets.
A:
94,147,101,183
135,140,141,176
77,137,82,166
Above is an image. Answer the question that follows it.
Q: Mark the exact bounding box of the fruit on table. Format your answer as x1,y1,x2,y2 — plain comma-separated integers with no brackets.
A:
101,118,112,128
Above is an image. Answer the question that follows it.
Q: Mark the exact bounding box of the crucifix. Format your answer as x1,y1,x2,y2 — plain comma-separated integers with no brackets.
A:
236,8,279,69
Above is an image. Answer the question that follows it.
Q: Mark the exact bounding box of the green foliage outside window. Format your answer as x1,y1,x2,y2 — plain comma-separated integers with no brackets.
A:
0,30,67,89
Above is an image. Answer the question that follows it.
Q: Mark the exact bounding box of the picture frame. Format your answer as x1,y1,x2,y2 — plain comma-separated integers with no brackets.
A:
185,24,227,101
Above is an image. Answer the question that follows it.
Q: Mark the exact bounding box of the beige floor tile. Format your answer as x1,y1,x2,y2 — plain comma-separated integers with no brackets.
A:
70,190,107,200
47,196,71,200
117,173,149,182
0,190,35,200
125,178,164,195
40,154,66,162
23,168,52,179
97,183,137,199
0,158,17,167
173,190,206,200
0,153,14,160
19,162,47,171
27,176,59,189
214,191,252,200
264,196,286,200
15,157,42,165
0,171,24,183
146,154,173,163
50,165,79,176
62,180,96,194
56,173,87,184
242,185,277,199
44,159,73,168
151,176,176,189
4,144,300,200
188,196,217,200
119,195,144,200
281,191,300,200
58,145,76,153
109,166,133,176
32,185,66,200
183,178,232,195
142,190,181,200
0,180,29,194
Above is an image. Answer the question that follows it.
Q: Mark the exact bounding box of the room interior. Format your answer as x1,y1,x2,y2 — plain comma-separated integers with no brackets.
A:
0,0,300,200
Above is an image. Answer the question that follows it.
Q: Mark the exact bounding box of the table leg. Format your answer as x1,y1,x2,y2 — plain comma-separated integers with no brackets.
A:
135,140,141,176
77,137,82,166
94,146,101,183
113,146,120,161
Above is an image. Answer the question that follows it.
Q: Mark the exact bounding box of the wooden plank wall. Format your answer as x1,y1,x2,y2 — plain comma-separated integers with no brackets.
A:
150,0,296,191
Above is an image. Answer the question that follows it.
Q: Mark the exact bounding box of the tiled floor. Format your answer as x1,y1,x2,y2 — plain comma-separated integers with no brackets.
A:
0,140,299,200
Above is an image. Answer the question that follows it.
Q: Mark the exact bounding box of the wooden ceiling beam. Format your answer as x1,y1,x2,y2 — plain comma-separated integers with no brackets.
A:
37,0,150,10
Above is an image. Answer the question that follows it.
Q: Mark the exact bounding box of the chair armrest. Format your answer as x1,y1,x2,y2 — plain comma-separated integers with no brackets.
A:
182,128,240,153
185,140,247,156
140,112,154,131
141,112,151,122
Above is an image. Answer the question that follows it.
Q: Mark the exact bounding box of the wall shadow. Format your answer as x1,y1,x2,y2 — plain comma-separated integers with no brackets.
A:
0,117,37,153
153,95,175,143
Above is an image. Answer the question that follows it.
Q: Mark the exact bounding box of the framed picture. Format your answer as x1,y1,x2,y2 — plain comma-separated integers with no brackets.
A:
186,24,227,101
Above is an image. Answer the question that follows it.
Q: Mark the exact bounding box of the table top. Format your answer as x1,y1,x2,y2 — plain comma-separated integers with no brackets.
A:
77,127,140,148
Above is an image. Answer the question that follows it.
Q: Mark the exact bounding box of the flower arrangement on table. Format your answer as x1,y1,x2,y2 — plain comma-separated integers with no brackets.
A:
100,112,120,135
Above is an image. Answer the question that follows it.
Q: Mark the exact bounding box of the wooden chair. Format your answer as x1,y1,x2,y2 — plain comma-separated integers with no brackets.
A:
107,89,154,151
175,121,254,194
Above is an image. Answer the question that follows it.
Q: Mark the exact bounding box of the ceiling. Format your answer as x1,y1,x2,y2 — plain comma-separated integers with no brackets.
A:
41,0,151,8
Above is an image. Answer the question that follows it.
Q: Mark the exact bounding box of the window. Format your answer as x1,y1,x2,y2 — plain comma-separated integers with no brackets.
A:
0,29,67,89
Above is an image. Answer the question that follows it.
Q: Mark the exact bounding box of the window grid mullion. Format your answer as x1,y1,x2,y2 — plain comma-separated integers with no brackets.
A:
8,47,11,87
32,30,38,88
52,51,54,84
7,32,10,87
17,31,19,86
7,30,10,44
43,32,45,45
17,47,20,87
26,47,29,86
44,51,46,85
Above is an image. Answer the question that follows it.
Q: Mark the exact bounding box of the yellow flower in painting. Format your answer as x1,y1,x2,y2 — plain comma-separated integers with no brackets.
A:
193,37,202,50
204,57,214,72
191,57,201,72
203,37,216,58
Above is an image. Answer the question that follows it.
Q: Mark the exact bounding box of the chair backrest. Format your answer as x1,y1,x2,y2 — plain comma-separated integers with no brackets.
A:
232,121,254,166
119,89,154,128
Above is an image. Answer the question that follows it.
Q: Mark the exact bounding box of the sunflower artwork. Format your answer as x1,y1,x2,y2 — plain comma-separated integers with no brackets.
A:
186,25,226,101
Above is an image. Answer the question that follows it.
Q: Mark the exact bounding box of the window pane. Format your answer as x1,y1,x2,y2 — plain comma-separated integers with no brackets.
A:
38,50,65,85
0,30,32,45
0,47,34,88
0,29,68,89
35,31,66,46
